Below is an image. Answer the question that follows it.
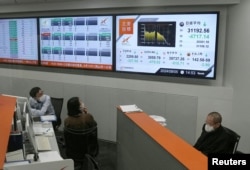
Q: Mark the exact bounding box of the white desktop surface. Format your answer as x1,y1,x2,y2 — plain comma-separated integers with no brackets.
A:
2,94,74,170
4,159,74,170
32,121,60,154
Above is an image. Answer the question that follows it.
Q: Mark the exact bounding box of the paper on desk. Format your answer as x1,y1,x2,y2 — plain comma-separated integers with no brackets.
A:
33,126,53,136
40,115,56,122
149,115,166,122
5,149,24,162
149,115,167,126
33,123,43,135
119,104,142,112
38,151,63,162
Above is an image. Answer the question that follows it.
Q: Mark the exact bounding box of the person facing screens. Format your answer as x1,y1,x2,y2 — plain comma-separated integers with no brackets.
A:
64,97,98,169
194,111,234,155
64,97,97,130
29,87,55,117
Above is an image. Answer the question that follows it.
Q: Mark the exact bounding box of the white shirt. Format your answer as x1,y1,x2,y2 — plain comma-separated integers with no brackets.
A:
29,94,55,117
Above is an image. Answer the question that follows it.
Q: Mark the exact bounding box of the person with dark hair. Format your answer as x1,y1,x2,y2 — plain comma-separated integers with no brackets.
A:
64,97,97,130
64,97,98,169
29,87,55,116
194,111,232,155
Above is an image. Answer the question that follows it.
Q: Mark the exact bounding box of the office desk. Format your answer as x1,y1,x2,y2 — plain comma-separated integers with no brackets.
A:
4,121,74,170
117,109,207,170
0,94,73,170
0,96,16,170
32,121,60,153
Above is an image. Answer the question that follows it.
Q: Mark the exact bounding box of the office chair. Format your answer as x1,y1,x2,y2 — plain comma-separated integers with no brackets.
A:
50,97,64,147
50,97,64,131
224,127,241,154
64,126,99,170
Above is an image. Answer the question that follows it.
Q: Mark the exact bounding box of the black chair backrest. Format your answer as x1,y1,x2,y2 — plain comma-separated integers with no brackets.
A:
50,97,64,129
64,126,99,161
224,127,240,154
84,154,100,170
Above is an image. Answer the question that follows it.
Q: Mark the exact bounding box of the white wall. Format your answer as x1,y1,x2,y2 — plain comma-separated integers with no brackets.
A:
0,68,233,144
1,0,250,152
224,0,250,152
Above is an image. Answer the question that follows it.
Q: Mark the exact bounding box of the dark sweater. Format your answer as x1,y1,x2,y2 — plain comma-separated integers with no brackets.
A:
194,124,231,155
64,113,97,130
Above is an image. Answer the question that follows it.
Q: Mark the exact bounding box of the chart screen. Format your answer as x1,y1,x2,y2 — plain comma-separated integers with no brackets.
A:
116,12,219,79
39,16,113,70
0,18,38,65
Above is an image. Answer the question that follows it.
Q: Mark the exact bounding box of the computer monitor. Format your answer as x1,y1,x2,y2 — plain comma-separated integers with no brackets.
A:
23,102,27,114
15,103,22,121
14,104,23,132
22,100,32,118
16,119,23,132
16,97,31,113
25,113,39,161
25,109,34,129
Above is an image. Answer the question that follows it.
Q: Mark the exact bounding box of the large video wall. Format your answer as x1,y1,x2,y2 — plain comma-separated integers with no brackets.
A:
0,12,219,79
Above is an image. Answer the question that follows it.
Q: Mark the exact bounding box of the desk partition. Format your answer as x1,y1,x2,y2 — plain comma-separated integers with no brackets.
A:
117,108,207,170
0,95,74,170
0,96,16,170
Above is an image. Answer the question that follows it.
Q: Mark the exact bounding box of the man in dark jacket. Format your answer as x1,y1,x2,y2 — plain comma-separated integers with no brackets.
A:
194,111,232,155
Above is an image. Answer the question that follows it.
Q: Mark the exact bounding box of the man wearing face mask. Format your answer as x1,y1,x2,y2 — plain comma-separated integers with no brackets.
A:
29,87,55,117
194,111,231,155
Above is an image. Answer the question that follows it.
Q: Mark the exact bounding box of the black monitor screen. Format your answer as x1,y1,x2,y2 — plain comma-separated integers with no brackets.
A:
115,12,219,79
0,18,39,65
39,15,113,71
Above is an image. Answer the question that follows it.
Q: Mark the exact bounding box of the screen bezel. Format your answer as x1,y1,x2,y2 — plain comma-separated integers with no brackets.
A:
0,17,39,66
114,11,220,79
38,14,115,71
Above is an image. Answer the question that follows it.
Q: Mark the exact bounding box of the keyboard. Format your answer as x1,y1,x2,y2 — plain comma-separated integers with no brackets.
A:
35,136,52,151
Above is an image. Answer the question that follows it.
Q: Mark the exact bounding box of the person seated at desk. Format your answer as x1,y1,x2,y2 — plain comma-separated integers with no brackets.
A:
64,97,98,169
29,87,55,117
64,97,97,130
194,111,232,155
